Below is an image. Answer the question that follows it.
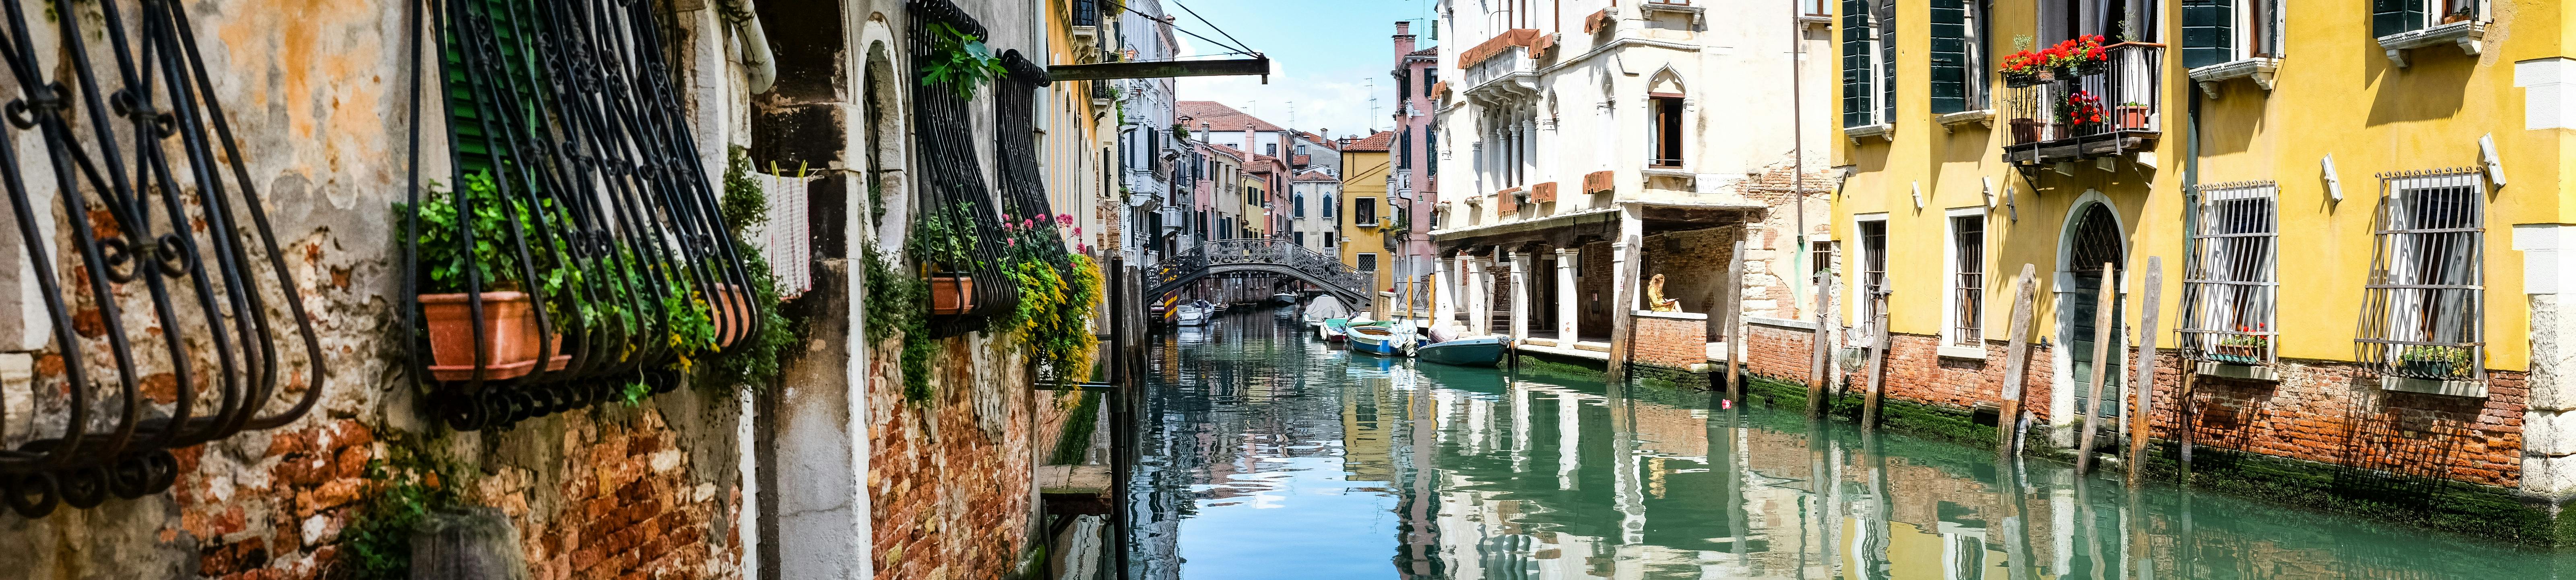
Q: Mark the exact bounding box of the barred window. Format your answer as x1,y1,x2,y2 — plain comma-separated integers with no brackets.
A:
2356,169,2485,382
1948,212,1986,346
1358,253,1379,272
2179,181,2279,364
1855,217,1891,344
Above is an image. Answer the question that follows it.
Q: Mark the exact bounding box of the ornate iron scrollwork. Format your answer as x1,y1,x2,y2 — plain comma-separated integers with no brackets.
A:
0,0,327,517
400,0,765,431
1147,239,1373,303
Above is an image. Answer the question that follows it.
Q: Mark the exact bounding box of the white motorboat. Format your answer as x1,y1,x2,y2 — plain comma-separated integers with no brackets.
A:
1175,300,1214,326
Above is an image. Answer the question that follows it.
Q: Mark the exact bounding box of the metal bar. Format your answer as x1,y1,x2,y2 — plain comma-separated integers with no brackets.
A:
1045,57,1272,81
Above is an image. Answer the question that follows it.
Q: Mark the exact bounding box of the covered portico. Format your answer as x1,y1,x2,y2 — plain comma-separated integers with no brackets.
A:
1427,200,1762,378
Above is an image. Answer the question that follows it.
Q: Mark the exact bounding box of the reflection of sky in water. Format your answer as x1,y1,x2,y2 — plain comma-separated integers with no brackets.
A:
1131,306,2576,579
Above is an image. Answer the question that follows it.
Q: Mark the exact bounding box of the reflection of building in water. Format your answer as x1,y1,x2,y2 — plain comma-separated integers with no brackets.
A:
1342,379,1400,485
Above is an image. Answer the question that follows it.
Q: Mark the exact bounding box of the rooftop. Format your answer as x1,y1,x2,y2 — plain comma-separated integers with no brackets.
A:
1177,101,1286,133
1342,130,1395,152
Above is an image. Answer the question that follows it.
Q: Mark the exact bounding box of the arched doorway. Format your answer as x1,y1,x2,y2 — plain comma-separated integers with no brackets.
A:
2062,201,2126,425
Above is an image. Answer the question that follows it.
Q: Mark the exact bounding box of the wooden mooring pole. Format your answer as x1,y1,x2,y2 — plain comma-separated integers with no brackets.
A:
2126,257,2162,489
2074,262,2116,476
1724,240,1748,401
1996,264,2038,458
1808,265,1833,418
1860,306,1889,431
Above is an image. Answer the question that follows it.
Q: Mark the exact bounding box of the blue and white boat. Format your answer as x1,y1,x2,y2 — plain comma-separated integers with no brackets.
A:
1348,323,1419,357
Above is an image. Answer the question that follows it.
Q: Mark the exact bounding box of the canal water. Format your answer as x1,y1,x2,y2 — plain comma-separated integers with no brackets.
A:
1127,306,2576,579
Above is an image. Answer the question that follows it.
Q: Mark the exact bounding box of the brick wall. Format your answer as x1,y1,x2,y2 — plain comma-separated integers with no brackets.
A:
867,334,1049,580
1630,315,1708,371
1740,322,1818,382
1843,329,2528,489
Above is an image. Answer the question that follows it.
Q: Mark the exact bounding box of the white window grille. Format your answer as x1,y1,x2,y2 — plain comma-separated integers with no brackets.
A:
2356,168,2485,382
2178,181,2279,365
1854,216,1890,346
1946,212,1986,347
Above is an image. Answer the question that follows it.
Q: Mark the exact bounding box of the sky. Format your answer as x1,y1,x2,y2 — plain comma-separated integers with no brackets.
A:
1154,0,1439,142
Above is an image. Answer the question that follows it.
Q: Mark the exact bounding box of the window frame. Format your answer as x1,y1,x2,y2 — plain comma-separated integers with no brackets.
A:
2374,0,2487,38
1649,94,1684,168
2178,181,2280,365
1942,208,1988,353
1358,253,1379,272
1928,0,1992,115
1355,197,1381,226
1851,213,1891,347
2356,169,2487,383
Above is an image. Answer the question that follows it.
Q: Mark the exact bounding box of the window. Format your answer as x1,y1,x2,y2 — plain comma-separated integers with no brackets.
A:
1946,211,1986,348
1266,143,1278,156
1423,68,1439,97
1426,130,1439,177
1294,193,1308,218
1221,217,1234,238
1325,194,1337,218
1854,216,1891,344
1325,234,1336,248
1358,253,1379,272
1841,0,1879,127
1649,95,1683,167
1929,0,1991,114
1294,232,1307,246
2374,0,2483,38
1811,240,1837,275
1398,127,1412,170
2179,181,2279,364
2182,0,2282,68
1356,197,1380,225
2358,170,2485,382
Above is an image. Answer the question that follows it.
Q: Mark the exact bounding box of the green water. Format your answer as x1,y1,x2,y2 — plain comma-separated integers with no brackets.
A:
1127,307,2576,579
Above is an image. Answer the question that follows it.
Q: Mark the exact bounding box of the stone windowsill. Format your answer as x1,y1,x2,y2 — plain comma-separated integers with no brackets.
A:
1934,109,1994,132
2377,20,2486,68
2381,375,2487,398
2188,57,2281,99
1845,123,1894,142
1936,344,1988,360
2195,360,2279,381
1633,309,1709,321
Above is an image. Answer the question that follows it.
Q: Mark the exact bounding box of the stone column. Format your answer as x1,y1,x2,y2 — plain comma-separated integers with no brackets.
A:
1509,251,1533,342
1557,248,1581,342
1435,255,1460,327
2519,224,2576,497
1464,257,1489,334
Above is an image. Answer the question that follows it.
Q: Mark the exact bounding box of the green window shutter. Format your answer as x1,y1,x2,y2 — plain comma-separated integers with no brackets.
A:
2372,0,2423,37
2181,0,2233,69
1842,0,1874,127
1928,0,1966,114
1877,0,1897,124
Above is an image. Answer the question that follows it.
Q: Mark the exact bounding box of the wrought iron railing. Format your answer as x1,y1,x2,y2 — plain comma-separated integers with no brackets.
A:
2003,43,2163,164
1147,238,1372,300
403,0,768,432
0,0,326,516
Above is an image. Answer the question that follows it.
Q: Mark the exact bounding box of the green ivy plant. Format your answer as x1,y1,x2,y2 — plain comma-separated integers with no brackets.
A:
911,203,982,272
339,431,466,580
864,242,935,402
921,22,1005,101
694,147,805,394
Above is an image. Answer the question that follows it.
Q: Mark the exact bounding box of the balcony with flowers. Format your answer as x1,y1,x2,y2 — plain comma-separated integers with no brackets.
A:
1996,36,2164,166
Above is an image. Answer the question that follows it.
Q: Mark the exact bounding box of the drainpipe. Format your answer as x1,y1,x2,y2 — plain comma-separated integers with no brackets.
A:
715,0,778,94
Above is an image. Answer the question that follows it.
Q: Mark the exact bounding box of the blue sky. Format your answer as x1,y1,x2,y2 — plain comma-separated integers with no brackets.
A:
1160,0,1439,142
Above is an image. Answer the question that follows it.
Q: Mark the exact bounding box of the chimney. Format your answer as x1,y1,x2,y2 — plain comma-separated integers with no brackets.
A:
1198,121,1210,143
1394,21,1416,60
1243,123,1258,156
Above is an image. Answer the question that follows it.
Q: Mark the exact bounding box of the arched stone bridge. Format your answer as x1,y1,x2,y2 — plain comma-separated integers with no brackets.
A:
1148,238,1373,304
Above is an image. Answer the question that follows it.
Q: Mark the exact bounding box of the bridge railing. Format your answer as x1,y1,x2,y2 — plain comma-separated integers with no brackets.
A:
1149,238,1373,298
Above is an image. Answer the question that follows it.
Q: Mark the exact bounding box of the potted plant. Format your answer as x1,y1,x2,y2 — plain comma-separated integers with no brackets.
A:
915,205,983,315
2049,35,2110,77
2115,102,2150,130
2057,90,2106,136
2398,345,2471,378
2210,325,2266,365
2000,49,2052,88
410,171,550,381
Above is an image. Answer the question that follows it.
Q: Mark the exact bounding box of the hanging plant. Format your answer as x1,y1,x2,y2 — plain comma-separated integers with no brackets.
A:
921,21,1006,101
995,213,1103,386
697,147,802,394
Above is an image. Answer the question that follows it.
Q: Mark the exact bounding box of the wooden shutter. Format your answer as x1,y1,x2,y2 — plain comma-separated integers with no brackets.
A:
1841,0,1874,127
1878,0,1897,124
2372,0,2423,37
1929,0,1967,114
2182,0,2233,68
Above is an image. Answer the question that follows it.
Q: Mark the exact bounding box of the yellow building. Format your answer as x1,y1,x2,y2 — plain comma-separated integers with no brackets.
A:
1341,131,1397,294
1048,0,1113,253
1831,0,2576,512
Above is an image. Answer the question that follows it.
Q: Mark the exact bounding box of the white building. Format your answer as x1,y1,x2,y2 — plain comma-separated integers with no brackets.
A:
1117,0,1183,266
1427,0,1839,377
1290,168,1342,253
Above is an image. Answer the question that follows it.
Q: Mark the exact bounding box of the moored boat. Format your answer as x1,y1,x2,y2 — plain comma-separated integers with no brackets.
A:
1348,324,1418,357
1176,300,1214,326
1417,336,1511,367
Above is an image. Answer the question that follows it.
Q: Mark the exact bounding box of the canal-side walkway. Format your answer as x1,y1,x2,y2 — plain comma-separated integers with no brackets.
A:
1127,306,2576,578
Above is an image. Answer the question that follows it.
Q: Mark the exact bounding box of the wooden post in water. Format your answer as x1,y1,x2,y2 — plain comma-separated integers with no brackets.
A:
1809,266,1833,418
2126,257,2163,489
1996,264,2039,458
1724,240,1748,401
2074,262,2116,475
1861,305,1889,431
2179,367,2200,480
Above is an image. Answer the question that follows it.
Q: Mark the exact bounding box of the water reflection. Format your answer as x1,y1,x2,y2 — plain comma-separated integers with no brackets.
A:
1130,307,2573,579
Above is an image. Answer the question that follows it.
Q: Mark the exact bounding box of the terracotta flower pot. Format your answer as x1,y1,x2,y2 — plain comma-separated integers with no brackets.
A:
421,292,543,381
2010,118,2044,144
710,284,752,348
929,274,976,315
2116,106,2150,130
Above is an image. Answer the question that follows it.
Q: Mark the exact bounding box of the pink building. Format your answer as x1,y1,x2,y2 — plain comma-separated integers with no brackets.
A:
1391,22,1440,299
